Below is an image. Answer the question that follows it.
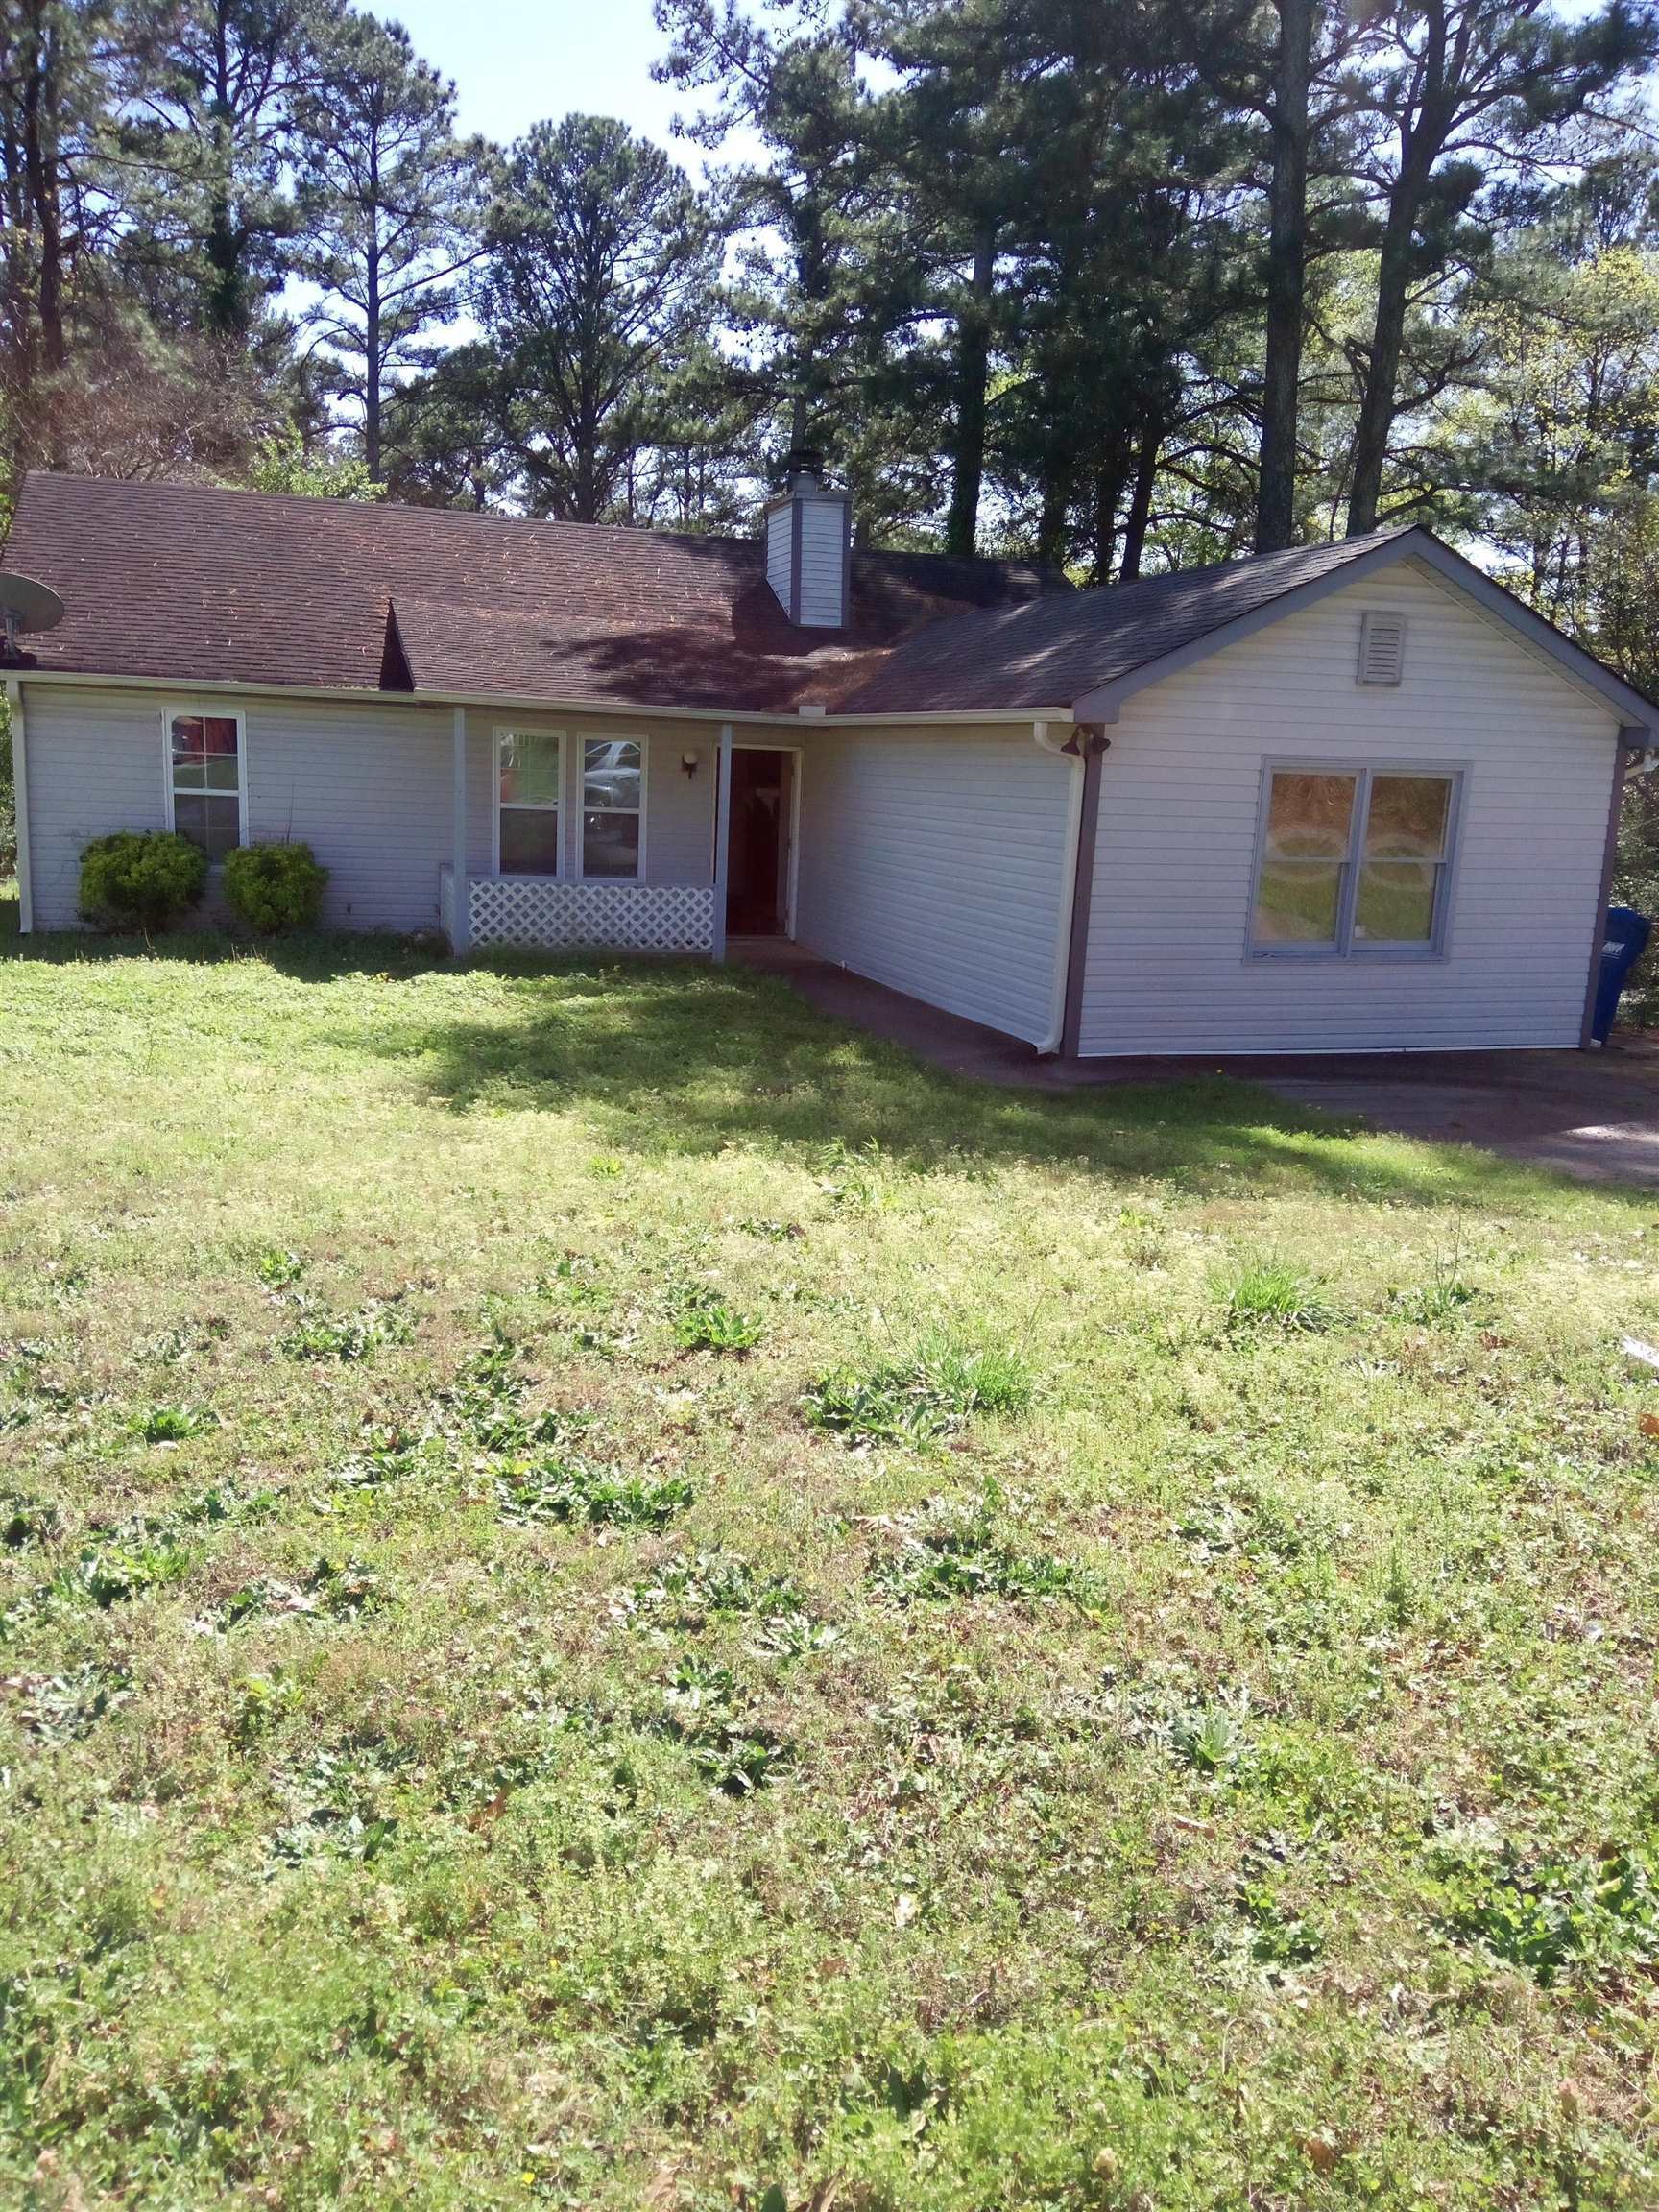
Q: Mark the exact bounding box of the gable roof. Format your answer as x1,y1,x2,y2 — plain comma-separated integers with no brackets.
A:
4,473,1651,735
0,472,1062,714
840,523,1659,733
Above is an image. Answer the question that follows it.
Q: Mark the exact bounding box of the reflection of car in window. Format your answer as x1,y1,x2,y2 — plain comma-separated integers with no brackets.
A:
583,741,639,808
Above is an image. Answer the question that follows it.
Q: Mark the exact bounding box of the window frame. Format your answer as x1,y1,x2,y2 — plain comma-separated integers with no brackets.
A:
577,731,648,882
493,724,566,879
160,703,249,862
1244,757,1467,964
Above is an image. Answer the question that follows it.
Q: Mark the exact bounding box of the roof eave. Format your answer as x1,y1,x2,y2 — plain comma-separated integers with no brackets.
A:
7,662,1070,729
1069,528,1659,735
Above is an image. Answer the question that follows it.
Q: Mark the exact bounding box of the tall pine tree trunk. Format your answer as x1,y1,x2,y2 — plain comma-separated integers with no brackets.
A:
1037,444,1074,568
944,221,996,558
1090,441,1129,585
1344,156,1430,536
1118,417,1163,580
19,0,64,374
1257,0,1313,553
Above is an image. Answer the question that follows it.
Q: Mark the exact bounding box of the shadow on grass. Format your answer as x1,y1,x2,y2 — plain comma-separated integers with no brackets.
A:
2,907,1618,1210
398,956,1594,1212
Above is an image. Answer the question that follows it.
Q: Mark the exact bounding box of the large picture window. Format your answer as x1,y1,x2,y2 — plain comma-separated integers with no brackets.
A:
166,709,244,860
581,736,644,879
495,728,564,876
1249,762,1461,958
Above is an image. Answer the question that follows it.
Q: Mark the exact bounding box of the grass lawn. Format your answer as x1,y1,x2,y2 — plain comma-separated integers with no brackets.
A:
3,924,1659,2210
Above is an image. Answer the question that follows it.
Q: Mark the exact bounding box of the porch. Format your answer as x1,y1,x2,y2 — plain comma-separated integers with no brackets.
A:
439,712,799,959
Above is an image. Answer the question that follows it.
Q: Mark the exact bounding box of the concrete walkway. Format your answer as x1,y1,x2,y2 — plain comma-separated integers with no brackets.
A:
732,939,1659,1187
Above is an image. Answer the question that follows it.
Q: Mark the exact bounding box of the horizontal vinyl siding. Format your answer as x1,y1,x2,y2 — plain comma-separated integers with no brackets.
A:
22,685,451,931
464,710,715,884
794,722,1071,1044
22,686,170,927
244,698,448,931
797,501,846,627
1077,562,1622,1054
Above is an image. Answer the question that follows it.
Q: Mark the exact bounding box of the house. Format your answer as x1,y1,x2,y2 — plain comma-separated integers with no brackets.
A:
3,461,1652,1057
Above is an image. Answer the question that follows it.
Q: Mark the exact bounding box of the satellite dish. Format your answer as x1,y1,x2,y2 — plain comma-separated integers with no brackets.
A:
0,571,63,655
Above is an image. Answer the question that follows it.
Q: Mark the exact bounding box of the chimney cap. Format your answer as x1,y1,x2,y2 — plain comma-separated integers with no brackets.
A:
784,444,826,486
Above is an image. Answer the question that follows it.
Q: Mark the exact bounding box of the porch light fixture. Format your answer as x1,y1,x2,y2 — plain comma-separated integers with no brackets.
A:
681,749,700,779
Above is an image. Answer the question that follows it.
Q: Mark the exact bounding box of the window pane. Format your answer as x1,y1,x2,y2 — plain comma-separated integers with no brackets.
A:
171,715,206,765
204,716,239,757
498,733,562,807
1365,775,1451,859
583,809,640,879
1253,860,1342,945
1264,771,1357,860
204,753,239,791
584,738,641,811
172,758,206,792
498,806,560,875
173,793,240,861
1355,860,1438,944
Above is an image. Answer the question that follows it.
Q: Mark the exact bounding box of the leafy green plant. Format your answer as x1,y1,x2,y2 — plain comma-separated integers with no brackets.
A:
222,841,328,934
660,1657,793,1795
494,1455,693,1529
280,1294,411,1362
255,1247,305,1290
874,1499,1089,1606
1216,1257,1334,1333
78,830,207,932
14,1663,132,1743
805,1334,1033,1448
1429,1829,1659,1984
2,1489,61,1548
671,1285,763,1354
130,1403,212,1443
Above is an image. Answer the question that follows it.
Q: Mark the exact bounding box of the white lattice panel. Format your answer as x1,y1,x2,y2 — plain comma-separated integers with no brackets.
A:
468,878,715,952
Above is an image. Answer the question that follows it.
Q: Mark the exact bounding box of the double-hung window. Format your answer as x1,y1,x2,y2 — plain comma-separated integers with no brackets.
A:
581,736,644,878
495,729,564,876
1249,762,1461,957
166,709,245,860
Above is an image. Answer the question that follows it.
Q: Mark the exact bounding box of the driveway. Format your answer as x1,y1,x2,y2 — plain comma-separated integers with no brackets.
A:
734,943,1659,1187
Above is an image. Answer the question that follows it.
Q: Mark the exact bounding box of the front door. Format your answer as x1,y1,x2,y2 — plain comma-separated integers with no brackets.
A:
725,748,793,936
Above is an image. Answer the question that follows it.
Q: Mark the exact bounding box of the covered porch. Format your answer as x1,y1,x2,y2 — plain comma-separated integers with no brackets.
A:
437,711,801,959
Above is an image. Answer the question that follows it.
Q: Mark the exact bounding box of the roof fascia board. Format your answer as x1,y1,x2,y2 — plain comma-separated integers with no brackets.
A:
1070,528,1657,734
7,666,1067,730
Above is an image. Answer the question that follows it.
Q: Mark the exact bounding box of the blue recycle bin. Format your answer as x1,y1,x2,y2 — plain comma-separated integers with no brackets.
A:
1592,905,1652,1044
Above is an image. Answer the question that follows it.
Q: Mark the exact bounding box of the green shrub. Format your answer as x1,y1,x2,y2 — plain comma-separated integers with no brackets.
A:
223,840,328,934
78,830,207,932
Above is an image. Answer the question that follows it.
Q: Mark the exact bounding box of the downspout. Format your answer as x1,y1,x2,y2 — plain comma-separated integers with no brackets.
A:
1033,721,1080,1052
7,679,32,935
1057,725,1111,1058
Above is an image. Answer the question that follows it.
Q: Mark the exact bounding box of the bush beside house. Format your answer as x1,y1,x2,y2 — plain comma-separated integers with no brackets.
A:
223,842,328,934
79,830,207,931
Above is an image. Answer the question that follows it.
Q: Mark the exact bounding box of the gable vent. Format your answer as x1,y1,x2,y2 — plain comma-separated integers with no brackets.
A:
1358,609,1407,686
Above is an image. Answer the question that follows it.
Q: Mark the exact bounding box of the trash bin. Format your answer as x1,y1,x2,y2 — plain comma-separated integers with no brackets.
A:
1591,905,1652,1045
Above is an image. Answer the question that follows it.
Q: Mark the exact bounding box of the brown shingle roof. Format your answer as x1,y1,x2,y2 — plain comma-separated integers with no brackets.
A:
836,529,1420,713
0,472,1063,713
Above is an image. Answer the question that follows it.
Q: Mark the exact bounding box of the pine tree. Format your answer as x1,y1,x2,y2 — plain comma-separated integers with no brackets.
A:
296,12,484,481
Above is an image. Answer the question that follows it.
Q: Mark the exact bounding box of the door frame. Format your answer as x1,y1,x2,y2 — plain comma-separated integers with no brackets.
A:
728,740,803,939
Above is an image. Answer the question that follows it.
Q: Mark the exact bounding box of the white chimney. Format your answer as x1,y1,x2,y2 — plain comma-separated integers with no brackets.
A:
764,448,852,629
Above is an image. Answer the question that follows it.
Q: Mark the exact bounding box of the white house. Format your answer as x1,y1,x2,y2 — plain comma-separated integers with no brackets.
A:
4,463,1651,1057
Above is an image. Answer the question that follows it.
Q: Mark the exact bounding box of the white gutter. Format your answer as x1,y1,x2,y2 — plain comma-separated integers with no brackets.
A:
6,678,31,934
6,665,1070,732
1033,719,1083,1054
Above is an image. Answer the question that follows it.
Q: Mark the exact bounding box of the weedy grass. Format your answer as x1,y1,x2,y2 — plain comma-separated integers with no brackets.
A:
2,926,1659,2208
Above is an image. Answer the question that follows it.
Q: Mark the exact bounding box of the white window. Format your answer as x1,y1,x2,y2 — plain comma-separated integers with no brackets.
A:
494,728,564,876
164,708,245,861
1248,762,1461,958
580,735,644,879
